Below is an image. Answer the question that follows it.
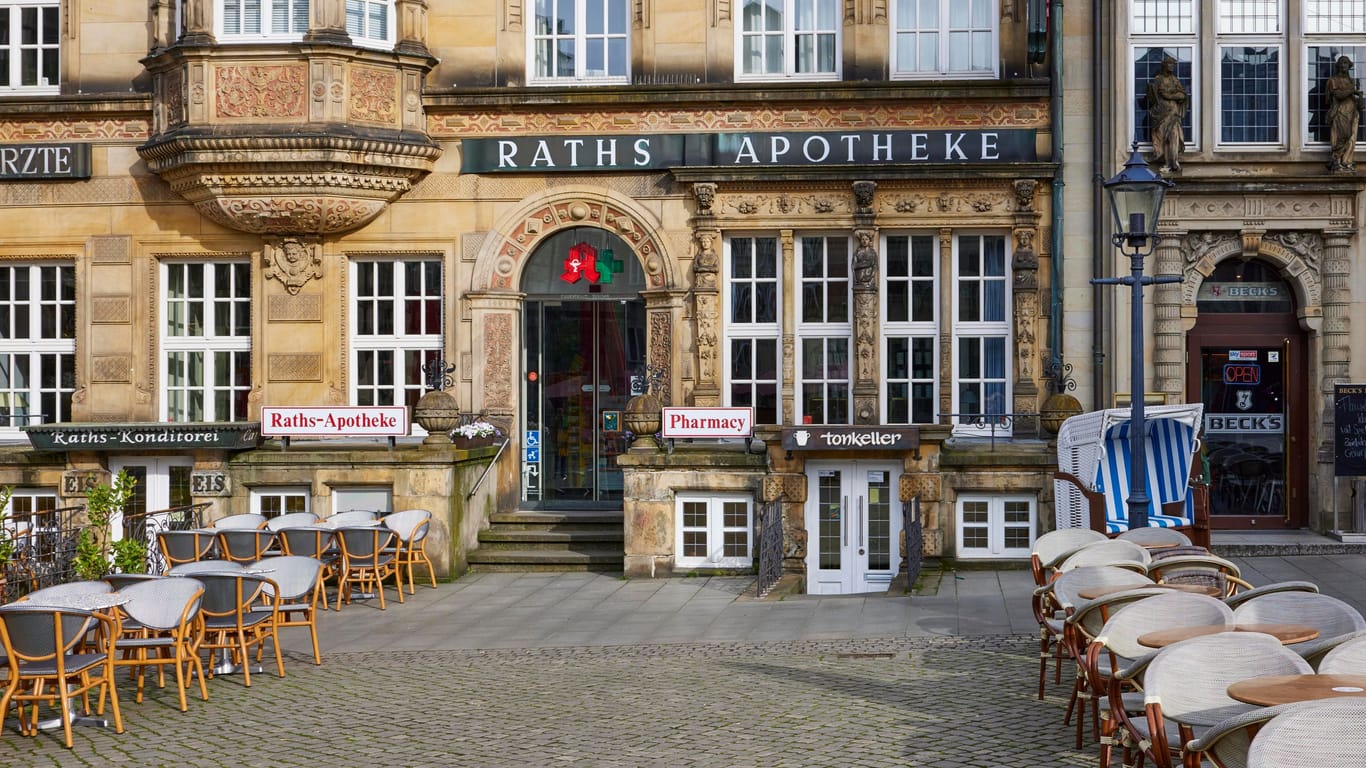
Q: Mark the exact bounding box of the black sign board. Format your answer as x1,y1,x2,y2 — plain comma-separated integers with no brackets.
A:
0,143,92,180
24,422,262,451
1335,384,1366,476
780,425,919,453
461,129,1036,173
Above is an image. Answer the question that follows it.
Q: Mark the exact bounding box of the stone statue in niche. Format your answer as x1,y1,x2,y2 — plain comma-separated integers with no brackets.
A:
1145,56,1188,174
852,230,877,290
1326,55,1364,173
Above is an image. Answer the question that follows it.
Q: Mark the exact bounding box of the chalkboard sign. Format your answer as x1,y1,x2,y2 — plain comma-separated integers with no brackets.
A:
1335,384,1366,476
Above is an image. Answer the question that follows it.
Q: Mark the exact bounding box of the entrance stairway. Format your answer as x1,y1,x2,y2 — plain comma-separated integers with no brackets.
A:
467,510,625,572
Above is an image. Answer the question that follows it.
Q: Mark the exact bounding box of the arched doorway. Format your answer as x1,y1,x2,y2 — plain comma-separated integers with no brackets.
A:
520,227,647,508
1186,259,1308,529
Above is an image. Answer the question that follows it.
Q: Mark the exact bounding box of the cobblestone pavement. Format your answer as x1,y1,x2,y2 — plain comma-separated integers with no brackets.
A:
0,634,1093,768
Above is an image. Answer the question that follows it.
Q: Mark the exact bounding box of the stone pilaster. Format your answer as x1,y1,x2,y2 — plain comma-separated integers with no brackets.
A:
852,180,879,424
396,0,431,56
780,229,795,425
937,228,954,423
1011,225,1040,437
1320,229,1354,460
644,289,689,406
305,0,350,43
1152,230,1187,398
181,0,215,45
690,182,721,406
464,291,522,420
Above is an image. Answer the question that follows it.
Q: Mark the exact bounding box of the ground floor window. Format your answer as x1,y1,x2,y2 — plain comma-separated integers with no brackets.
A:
251,487,310,518
956,494,1034,559
675,493,753,569
331,486,391,516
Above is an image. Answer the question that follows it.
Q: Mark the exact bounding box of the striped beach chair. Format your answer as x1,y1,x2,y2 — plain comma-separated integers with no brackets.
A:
1053,404,1210,548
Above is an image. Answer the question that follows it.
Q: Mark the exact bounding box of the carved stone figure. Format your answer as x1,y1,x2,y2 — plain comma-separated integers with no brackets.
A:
1145,56,1187,173
852,230,877,289
1326,55,1364,173
693,183,716,216
263,236,323,295
852,180,876,215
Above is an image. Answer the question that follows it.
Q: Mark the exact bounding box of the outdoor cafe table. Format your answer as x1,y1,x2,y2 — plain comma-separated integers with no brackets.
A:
1076,582,1222,600
1227,674,1366,707
14,592,130,731
1137,623,1319,649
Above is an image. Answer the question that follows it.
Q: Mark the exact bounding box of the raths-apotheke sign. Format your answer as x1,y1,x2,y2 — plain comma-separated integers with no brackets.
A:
0,143,92,180
461,129,1035,173
24,422,261,451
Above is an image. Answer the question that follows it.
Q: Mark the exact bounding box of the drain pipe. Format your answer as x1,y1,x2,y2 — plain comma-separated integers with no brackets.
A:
1090,0,1110,410
1047,0,1066,390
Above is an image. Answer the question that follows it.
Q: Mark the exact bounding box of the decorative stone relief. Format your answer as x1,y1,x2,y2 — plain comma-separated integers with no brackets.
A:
1014,293,1038,383
215,65,307,119
1266,231,1324,270
196,197,387,235
852,180,876,215
348,67,398,125
90,356,131,383
649,312,672,405
1184,232,1240,269
762,475,806,503
267,293,322,322
695,293,718,375
693,231,718,290
485,199,670,290
693,182,716,216
262,236,324,295
268,354,323,381
1013,179,1037,212
90,297,131,324
90,236,131,263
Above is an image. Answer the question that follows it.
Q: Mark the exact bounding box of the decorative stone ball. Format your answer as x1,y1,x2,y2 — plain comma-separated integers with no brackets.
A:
623,393,662,439
1040,392,1084,437
413,389,460,445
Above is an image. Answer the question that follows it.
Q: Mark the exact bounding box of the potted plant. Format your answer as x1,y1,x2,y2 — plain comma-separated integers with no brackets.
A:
73,470,138,580
0,486,14,594
452,419,503,449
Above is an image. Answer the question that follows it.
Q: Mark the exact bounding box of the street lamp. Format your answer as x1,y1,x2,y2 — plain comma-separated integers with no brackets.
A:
1093,145,1177,530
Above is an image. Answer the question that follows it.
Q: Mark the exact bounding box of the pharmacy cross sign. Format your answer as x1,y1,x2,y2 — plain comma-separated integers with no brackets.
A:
560,242,622,285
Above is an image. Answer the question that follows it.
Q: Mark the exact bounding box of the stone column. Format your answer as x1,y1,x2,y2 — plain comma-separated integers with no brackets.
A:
1320,230,1354,460
937,228,954,423
1011,226,1040,437
780,230,795,425
305,0,350,43
151,0,178,50
181,0,215,45
851,180,879,424
690,183,721,407
1152,229,1187,399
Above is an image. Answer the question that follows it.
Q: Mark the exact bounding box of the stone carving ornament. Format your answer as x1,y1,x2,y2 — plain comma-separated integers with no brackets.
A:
1326,55,1364,173
1145,55,1187,173
262,236,324,295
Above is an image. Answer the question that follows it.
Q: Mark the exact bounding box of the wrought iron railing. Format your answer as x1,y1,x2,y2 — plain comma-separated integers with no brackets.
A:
1,504,86,602
123,502,211,574
939,412,1042,448
756,497,784,597
903,495,924,589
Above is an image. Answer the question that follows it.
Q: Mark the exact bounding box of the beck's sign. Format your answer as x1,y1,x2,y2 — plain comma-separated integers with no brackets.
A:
261,406,409,437
661,407,754,439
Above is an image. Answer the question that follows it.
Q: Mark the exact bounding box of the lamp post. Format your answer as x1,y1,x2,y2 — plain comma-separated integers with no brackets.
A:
1092,146,1178,530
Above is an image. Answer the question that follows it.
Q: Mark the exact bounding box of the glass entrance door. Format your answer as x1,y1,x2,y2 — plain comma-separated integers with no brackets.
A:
804,461,903,595
107,457,194,545
1199,344,1293,524
524,300,645,505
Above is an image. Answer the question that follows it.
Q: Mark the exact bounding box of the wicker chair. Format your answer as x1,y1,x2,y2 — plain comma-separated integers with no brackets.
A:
1115,526,1191,548
1310,633,1366,673
1089,592,1234,767
110,577,208,711
1232,591,1366,666
1247,698,1366,768
1185,702,1297,768
334,526,403,610
321,510,380,528
1056,539,1152,574
382,509,436,594
157,529,218,570
1031,528,1108,587
1134,632,1312,768
1222,580,1319,610
212,513,268,530
250,556,325,665
193,572,284,687
1034,565,1156,700
1147,554,1253,598
265,511,320,532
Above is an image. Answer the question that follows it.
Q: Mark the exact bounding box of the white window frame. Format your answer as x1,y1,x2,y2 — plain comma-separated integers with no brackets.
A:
1213,0,1285,148
349,257,443,414
1300,0,1366,152
955,494,1034,560
950,233,1011,436
2,486,57,543
251,486,311,518
795,234,852,426
881,233,938,425
0,263,74,438
0,0,59,93
345,0,395,49
160,260,252,423
735,0,841,82
528,0,630,85
331,485,391,515
675,493,753,569
216,0,309,41
890,0,999,80
722,235,782,425
1128,0,1201,151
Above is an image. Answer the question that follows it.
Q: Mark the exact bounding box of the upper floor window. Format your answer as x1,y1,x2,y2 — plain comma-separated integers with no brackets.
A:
0,1,59,92
0,264,74,435
350,258,443,412
1304,0,1366,148
737,0,839,81
162,261,252,422
346,0,394,48
530,0,628,84
883,235,938,426
1130,0,1199,150
892,0,997,78
953,234,1010,431
725,236,780,424
1216,0,1283,145
219,0,308,40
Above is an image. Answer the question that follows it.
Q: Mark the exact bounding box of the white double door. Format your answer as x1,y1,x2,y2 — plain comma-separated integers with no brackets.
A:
804,461,903,595
107,456,194,543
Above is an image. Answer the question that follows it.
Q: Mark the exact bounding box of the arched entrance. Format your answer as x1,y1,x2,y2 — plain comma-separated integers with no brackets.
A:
521,227,647,507
1186,259,1308,529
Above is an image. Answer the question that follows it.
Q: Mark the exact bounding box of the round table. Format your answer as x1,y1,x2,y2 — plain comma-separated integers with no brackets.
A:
1137,623,1319,649
1227,673,1366,707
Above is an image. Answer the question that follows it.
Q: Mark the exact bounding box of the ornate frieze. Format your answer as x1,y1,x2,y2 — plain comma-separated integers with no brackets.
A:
215,65,308,119
485,198,670,290
347,67,399,125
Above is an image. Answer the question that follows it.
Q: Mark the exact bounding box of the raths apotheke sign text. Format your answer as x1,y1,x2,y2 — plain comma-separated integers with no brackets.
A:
461,129,1035,173
0,143,92,180
261,406,409,437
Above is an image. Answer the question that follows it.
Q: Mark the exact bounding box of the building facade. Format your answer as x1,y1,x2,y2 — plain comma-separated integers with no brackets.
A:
0,0,1063,589
1063,0,1366,536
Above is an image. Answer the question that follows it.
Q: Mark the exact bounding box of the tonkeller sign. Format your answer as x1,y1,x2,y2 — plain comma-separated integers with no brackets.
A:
781,425,920,452
24,422,262,451
461,129,1036,173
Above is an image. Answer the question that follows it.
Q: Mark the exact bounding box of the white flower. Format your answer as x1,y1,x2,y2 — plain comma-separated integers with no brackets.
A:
454,420,500,439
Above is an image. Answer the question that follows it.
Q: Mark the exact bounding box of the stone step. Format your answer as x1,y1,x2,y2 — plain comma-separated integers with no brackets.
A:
466,548,624,573
469,508,625,572
478,528,624,546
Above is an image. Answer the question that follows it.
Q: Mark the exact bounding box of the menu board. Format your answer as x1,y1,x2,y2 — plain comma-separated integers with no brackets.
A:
1335,384,1366,476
